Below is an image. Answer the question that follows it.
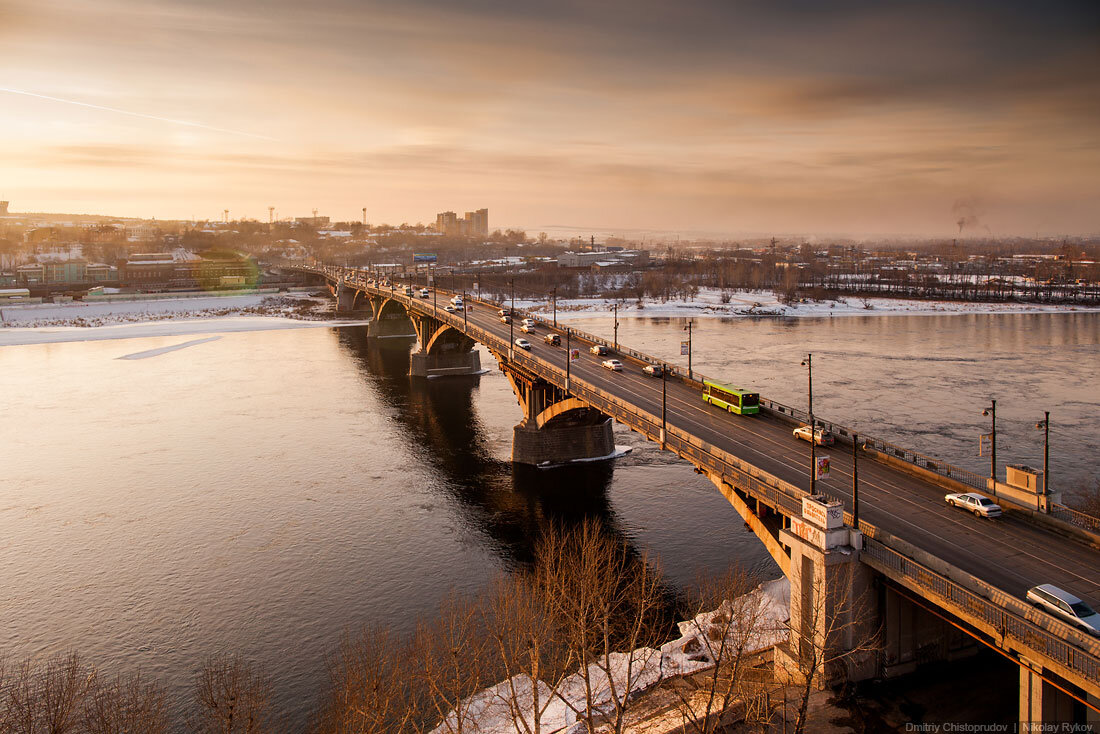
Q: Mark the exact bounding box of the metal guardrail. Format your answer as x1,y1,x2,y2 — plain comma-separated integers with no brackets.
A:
862,537,1100,684
308,264,1100,685
1052,503,1100,534
861,436,988,491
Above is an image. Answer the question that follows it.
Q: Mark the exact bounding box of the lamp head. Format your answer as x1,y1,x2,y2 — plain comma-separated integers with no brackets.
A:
982,409,990,416
1035,421,1046,430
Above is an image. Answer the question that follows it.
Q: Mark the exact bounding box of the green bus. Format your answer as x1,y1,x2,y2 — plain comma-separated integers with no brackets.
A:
702,379,760,415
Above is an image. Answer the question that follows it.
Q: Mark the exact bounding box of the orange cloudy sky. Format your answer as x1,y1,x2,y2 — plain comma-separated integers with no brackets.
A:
1,0,1098,236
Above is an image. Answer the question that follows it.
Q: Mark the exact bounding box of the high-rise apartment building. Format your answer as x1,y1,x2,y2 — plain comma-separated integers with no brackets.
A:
435,208,488,236
0,201,9,216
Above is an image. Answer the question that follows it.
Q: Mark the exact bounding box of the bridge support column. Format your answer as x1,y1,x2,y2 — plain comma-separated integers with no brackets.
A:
1019,658,1096,730
408,312,482,377
775,496,879,688
502,368,614,466
335,282,356,313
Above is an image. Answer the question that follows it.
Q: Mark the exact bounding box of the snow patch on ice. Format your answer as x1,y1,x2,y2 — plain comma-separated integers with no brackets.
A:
117,336,222,360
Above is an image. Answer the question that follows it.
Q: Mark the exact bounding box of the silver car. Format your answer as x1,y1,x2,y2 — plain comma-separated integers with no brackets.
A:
1026,584,1100,636
945,492,1002,519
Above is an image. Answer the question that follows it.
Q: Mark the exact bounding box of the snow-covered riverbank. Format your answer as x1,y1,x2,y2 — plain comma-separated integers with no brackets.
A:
0,292,360,346
431,577,790,734
516,289,1100,321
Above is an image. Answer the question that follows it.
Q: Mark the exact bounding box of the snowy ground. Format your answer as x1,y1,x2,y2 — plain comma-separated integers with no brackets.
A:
515,288,1100,321
0,292,355,346
430,577,790,734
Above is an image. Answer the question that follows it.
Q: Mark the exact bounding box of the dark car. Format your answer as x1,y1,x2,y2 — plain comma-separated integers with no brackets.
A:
544,334,561,346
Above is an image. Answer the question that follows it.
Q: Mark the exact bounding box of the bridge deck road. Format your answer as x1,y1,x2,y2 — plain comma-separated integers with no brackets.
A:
441,291,1100,616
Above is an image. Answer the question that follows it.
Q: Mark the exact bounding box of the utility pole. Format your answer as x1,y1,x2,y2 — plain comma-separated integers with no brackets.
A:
552,287,557,327
661,364,668,447
983,399,997,480
802,353,815,496
684,320,693,380
852,432,859,529
463,289,468,329
565,328,571,393
1036,411,1050,496
613,302,619,351
510,278,515,348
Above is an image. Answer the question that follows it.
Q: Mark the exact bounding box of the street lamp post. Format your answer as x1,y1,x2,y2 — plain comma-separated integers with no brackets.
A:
1036,411,1050,496
613,302,619,351
983,399,997,481
684,320,693,380
510,278,515,348
552,287,557,327
852,432,860,529
463,289,468,329
802,353,816,496
565,328,571,393
661,364,668,446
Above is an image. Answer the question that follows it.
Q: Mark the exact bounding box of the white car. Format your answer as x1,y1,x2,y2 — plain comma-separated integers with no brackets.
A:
643,364,664,377
444,304,457,313
945,492,1002,518
514,338,532,350
602,359,623,371
590,344,609,356
1027,584,1100,636
793,425,834,446
521,323,536,334
418,289,429,298
521,318,536,327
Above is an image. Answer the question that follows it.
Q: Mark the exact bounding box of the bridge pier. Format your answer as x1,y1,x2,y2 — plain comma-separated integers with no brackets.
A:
335,281,356,313
502,365,614,466
408,312,482,377
775,497,879,688
1020,658,1098,730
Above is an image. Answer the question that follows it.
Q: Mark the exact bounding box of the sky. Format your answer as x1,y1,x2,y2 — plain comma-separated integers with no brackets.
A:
1,0,1098,236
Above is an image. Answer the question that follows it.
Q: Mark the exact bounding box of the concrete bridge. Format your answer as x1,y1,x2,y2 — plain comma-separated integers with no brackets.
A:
305,263,1100,727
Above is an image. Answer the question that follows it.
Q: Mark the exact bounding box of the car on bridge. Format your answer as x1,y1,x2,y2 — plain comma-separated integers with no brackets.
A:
500,314,512,324
590,345,610,356
419,288,429,298
1026,584,1100,636
793,425,834,445
498,308,511,317
521,324,537,334
602,359,624,372
404,286,414,296
514,338,532,350
643,364,664,377
444,304,457,313
944,492,1002,518
544,334,561,346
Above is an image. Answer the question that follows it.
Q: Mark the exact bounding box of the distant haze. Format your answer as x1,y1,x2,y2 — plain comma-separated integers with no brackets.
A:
1,0,1098,236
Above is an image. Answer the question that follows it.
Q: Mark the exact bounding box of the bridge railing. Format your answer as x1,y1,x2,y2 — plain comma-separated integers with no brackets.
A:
309,264,1100,686
862,536,1100,684
1051,503,1100,534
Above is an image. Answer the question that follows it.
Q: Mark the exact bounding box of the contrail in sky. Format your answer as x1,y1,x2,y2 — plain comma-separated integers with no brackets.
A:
0,87,277,141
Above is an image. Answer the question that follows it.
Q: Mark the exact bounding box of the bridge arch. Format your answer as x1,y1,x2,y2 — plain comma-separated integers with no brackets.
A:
372,296,407,321
535,397,600,428
425,322,476,355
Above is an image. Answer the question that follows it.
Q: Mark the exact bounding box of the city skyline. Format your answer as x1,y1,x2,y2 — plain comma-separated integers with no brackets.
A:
2,0,1098,236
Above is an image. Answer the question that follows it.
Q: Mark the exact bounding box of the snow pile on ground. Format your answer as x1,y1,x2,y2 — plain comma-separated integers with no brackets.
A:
431,577,790,734
430,675,574,734
0,292,331,329
514,288,1100,321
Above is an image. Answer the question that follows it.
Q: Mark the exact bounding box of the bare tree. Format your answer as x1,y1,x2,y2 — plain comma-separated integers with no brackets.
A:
313,626,423,734
1,652,96,734
783,565,880,734
479,573,575,734
190,654,272,734
669,568,773,733
414,593,497,734
534,520,666,734
81,672,169,734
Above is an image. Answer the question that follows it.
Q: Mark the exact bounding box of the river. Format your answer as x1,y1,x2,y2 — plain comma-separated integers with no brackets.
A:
1,311,1096,728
